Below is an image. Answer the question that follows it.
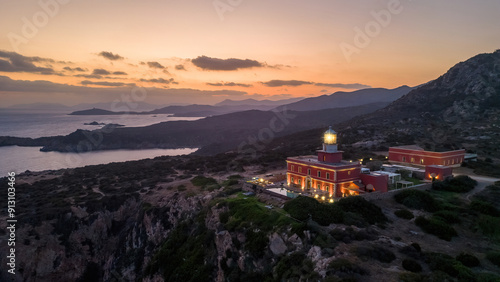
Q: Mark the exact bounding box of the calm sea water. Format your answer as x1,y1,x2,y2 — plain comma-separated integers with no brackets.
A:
0,112,202,175
0,112,201,138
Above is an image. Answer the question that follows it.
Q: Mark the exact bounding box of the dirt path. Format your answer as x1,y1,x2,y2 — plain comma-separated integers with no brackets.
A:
453,172,500,202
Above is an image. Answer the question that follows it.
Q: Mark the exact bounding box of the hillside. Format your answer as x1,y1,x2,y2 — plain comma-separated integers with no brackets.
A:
0,102,390,153
278,86,413,111
336,50,500,158
1,156,499,281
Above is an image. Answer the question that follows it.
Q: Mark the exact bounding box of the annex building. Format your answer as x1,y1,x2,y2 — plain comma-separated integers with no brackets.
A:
286,127,387,198
388,145,466,167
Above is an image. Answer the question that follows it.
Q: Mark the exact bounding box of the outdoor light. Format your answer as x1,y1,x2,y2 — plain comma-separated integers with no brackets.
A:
323,126,337,145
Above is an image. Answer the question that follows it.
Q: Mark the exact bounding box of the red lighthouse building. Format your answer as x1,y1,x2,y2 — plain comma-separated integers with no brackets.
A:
286,127,387,198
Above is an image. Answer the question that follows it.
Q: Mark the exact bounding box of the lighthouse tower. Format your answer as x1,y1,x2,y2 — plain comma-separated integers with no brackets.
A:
317,126,343,163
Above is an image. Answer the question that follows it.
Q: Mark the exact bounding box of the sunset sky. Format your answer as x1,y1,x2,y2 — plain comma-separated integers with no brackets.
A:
0,0,499,106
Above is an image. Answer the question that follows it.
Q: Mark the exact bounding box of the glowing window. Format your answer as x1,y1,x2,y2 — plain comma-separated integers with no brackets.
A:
411,157,415,163
298,167,302,173
348,171,351,176
420,159,424,164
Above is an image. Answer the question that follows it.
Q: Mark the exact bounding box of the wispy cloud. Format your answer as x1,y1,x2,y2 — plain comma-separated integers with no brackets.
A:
63,66,86,72
140,78,177,84
81,80,135,87
261,80,313,87
207,82,252,87
262,79,370,89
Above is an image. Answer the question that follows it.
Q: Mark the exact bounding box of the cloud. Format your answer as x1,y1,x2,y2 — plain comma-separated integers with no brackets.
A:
261,79,371,89
98,51,124,61
92,68,111,75
261,80,313,87
0,75,249,105
207,82,252,87
191,56,264,71
75,74,102,79
140,78,177,84
81,80,135,87
175,64,186,70
0,50,56,75
63,66,86,72
113,71,127,75
146,61,165,69
315,82,370,89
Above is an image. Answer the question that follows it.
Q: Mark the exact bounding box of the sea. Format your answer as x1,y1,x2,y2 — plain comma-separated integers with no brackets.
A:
0,111,201,177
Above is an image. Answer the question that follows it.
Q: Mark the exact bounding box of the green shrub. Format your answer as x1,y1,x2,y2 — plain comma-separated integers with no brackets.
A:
394,189,441,212
470,200,500,217
433,210,460,224
425,252,458,277
395,209,414,219
402,259,422,272
476,272,500,282
284,196,344,226
486,251,500,267
191,176,218,188
336,196,387,224
415,216,457,241
327,258,368,275
432,175,477,193
354,245,396,263
456,253,480,267
398,272,426,282
245,229,268,257
477,215,500,239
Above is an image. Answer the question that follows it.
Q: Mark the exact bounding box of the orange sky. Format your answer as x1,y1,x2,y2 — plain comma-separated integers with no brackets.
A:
0,0,499,106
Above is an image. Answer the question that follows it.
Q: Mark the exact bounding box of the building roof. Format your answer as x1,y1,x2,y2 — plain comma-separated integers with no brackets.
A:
287,155,358,167
390,145,425,151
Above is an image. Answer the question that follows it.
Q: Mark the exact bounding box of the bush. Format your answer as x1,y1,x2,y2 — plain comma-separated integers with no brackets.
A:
470,200,500,217
336,196,387,224
486,251,500,267
245,229,268,257
395,209,414,220
284,196,344,226
432,175,477,193
402,259,422,272
354,245,396,263
456,253,480,267
433,210,460,224
415,216,457,241
191,176,218,188
327,258,368,275
394,189,440,212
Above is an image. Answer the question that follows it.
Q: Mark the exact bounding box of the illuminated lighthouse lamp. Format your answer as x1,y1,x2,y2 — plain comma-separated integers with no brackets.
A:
323,126,337,144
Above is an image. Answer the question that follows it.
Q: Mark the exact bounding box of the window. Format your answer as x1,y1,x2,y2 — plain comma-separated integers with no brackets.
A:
326,173,330,179
323,156,326,161
291,165,294,171
348,171,351,176
402,156,406,162
318,171,321,177
420,159,424,164
298,167,302,173
411,157,415,163
291,177,294,183
325,185,329,190
308,169,311,175
298,179,301,184
317,184,321,189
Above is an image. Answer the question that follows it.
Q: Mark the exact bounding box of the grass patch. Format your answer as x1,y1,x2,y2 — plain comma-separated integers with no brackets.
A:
395,209,414,220
354,244,396,263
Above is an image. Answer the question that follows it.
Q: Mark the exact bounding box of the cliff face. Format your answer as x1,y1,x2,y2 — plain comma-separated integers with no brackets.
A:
0,173,209,281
